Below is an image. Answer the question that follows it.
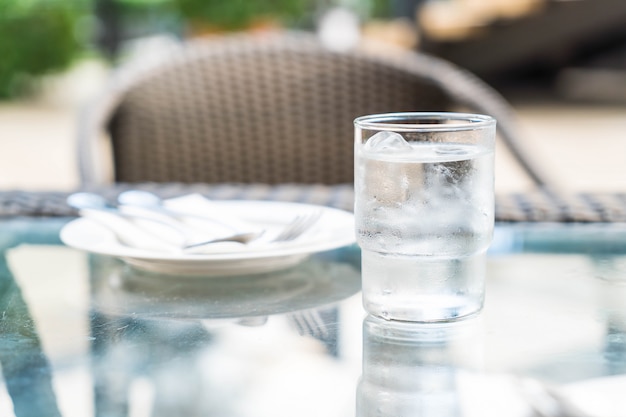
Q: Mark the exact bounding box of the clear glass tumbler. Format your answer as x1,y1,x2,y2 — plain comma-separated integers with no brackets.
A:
354,112,496,322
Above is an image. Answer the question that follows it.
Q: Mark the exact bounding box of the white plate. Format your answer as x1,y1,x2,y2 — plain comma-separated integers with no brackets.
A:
60,200,356,275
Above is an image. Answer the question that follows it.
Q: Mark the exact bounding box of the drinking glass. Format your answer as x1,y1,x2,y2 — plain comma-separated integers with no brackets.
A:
354,112,496,322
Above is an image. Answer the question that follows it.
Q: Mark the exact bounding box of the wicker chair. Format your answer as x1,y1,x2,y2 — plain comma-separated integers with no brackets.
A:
77,30,550,187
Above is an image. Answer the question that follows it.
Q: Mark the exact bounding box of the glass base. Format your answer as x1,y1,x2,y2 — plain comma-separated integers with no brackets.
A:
361,250,485,322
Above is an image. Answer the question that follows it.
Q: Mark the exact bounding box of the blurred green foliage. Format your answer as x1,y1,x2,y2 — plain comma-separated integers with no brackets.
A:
0,0,91,99
171,0,310,31
0,0,397,99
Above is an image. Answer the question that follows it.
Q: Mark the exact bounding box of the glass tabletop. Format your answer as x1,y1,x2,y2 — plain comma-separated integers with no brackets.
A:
1,217,625,417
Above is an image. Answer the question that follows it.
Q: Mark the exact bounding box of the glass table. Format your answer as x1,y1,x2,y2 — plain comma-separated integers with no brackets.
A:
1,217,625,417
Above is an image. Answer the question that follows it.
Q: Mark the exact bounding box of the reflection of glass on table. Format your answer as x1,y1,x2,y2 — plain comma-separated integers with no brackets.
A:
357,315,482,417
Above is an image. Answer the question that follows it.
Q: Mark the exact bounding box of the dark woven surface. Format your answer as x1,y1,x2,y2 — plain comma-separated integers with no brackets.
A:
81,31,551,187
107,34,447,184
2,184,626,223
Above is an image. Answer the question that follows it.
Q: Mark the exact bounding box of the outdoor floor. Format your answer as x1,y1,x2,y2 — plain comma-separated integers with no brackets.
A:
1,62,625,194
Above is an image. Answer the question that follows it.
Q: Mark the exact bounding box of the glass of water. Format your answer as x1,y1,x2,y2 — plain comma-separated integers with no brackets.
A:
354,112,496,322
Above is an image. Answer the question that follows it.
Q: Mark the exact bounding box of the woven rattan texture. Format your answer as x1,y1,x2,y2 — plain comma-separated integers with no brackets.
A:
2,185,626,222
107,34,449,184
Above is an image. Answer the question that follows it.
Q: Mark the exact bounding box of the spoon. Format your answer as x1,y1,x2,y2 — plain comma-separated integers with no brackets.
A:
67,192,260,249
67,192,188,234
67,192,126,214
67,192,187,250
117,190,199,220
117,190,165,210
117,189,243,232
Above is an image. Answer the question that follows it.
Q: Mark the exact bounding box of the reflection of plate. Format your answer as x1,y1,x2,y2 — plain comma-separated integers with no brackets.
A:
90,255,361,320
60,201,355,275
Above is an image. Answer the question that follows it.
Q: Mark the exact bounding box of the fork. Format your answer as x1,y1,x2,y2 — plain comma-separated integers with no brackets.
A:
271,210,323,242
182,210,323,250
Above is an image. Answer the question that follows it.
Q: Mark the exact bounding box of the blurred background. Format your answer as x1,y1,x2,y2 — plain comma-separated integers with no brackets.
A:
1,0,625,193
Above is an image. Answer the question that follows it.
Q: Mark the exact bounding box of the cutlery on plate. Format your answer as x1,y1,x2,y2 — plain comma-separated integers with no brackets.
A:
118,191,255,244
67,192,262,248
117,190,263,237
67,192,323,252
67,192,118,212
117,190,208,222
116,190,323,248
272,210,323,241
117,190,170,209
68,192,190,234
181,231,263,249
67,193,180,250
181,209,323,250
67,192,189,240
117,190,243,230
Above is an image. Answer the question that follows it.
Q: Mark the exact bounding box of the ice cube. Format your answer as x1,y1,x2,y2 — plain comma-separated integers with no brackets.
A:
363,131,412,153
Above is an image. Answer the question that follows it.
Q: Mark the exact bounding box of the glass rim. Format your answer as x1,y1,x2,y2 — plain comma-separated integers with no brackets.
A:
354,112,496,132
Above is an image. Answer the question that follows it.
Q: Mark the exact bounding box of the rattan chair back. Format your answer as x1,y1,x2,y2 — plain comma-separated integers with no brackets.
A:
79,31,551,186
